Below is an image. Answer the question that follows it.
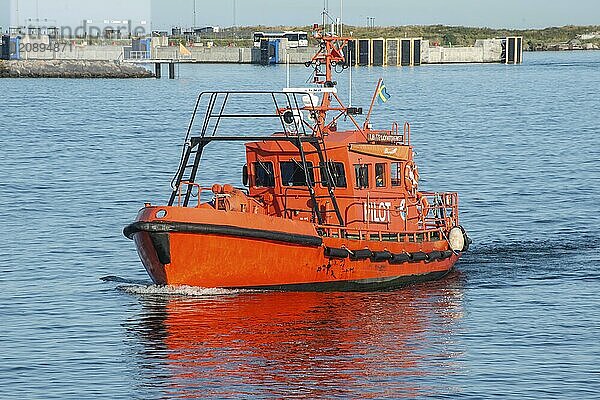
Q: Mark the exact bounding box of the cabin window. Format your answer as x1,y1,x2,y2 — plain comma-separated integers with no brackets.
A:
320,161,347,188
354,164,370,189
391,162,402,186
280,161,314,186
375,163,386,187
254,161,275,187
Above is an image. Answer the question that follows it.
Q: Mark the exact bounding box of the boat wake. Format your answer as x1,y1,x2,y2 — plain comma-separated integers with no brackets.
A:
117,284,248,297
101,276,252,297
456,233,600,287
462,233,600,263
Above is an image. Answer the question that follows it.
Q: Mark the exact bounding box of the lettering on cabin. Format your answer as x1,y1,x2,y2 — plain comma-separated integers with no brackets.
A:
363,202,392,223
367,133,404,143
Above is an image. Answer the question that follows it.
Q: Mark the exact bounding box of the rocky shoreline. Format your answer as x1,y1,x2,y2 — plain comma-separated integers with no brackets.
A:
0,60,154,78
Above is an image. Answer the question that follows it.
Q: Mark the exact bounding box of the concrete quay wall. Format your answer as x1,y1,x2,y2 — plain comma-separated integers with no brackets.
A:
18,44,316,64
422,39,503,64
155,46,253,63
153,46,318,64
17,40,505,65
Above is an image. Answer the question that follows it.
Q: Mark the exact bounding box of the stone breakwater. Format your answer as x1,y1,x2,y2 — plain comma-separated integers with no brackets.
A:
0,60,154,78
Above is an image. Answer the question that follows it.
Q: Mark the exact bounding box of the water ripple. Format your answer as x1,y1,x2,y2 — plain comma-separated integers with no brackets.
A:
1,51,599,399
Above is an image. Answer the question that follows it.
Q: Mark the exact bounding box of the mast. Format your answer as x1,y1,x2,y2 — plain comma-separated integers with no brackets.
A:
309,24,350,131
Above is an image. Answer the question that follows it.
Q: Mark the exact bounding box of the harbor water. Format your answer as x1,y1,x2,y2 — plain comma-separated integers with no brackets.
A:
1,51,599,398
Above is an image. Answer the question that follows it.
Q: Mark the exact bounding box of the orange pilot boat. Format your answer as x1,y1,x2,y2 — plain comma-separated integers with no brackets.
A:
124,25,471,291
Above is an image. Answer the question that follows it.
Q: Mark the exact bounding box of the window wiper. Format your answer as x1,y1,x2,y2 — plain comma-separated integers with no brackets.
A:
292,159,306,171
258,160,273,176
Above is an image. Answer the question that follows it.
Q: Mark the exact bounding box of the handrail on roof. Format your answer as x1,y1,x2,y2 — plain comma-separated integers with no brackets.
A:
185,90,329,140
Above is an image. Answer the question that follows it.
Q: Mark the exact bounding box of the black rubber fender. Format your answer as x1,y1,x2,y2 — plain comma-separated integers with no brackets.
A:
427,251,443,261
441,250,453,259
324,247,350,259
149,232,171,265
371,251,393,262
124,221,323,247
350,249,373,261
389,253,410,265
410,251,428,262
463,232,472,252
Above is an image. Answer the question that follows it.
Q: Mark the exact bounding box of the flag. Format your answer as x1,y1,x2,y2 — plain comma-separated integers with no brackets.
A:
179,43,192,57
376,81,391,104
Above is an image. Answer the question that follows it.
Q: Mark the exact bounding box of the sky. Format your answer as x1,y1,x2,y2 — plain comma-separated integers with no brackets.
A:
5,0,151,28
3,0,600,31
1,0,9,30
153,0,600,29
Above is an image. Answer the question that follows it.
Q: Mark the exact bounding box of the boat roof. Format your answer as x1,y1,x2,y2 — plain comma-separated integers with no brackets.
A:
246,130,411,160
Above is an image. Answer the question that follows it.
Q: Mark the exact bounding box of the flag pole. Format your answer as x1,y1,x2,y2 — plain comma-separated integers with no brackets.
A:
363,78,382,130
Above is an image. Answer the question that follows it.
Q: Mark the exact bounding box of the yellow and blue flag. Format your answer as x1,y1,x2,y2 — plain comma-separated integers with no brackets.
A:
377,81,391,104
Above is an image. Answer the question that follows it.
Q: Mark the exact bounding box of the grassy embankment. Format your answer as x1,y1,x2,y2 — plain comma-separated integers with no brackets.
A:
193,25,600,50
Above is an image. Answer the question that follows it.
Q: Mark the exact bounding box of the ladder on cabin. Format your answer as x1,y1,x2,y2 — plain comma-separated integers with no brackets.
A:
168,140,206,207
296,135,344,227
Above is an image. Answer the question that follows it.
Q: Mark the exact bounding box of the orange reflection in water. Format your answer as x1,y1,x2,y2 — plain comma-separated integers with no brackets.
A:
129,273,465,398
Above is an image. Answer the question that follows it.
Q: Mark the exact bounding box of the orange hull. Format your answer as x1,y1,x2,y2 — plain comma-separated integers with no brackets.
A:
125,206,460,290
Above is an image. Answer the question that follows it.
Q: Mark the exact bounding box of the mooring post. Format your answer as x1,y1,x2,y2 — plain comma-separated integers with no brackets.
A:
169,62,175,79
155,62,161,79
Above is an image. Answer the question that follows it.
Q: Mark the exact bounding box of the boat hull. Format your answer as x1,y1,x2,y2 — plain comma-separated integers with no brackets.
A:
126,207,460,291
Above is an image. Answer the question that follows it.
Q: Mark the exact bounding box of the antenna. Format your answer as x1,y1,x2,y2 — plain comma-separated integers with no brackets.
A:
321,2,340,36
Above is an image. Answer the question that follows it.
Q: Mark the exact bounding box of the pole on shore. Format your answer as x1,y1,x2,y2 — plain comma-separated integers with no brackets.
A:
16,0,20,28
286,54,290,88
340,0,343,36
193,0,197,28
349,55,352,106
233,0,237,27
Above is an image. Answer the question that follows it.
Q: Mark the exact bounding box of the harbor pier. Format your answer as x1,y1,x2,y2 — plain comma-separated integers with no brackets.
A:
2,34,523,66
1,33,523,78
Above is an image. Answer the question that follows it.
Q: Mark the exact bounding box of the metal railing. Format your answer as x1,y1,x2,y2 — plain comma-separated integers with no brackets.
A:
280,189,459,232
420,192,459,229
170,90,328,209
176,181,206,208
317,226,445,243
128,50,151,60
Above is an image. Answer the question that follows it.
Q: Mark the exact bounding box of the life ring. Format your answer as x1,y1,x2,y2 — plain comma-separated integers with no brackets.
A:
404,161,419,193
